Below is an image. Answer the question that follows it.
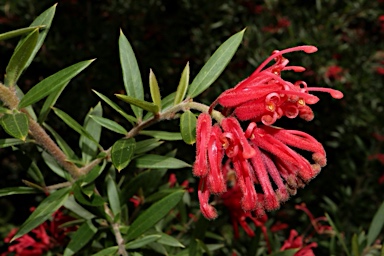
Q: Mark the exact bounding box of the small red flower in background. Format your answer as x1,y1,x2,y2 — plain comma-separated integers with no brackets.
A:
379,15,384,33
368,133,384,184
193,46,343,220
280,229,317,256
1,208,76,256
262,17,291,33
376,65,384,75
295,203,333,235
325,65,344,81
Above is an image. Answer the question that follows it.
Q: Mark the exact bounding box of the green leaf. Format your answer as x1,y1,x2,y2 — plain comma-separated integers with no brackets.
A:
18,59,95,109
139,130,182,141
63,195,96,220
12,187,70,241
80,103,102,163
135,138,163,155
157,232,185,248
325,213,351,256
27,161,45,185
367,201,384,246
111,138,136,171
92,90,136,124
119,30,144,120
0,113,29,140
180,110,196,144
0,138,28,148
89,115,127,135
135,154,190,169
174,62,190,105
63,220,97,256
42,151,71,180
125,190,184,241
15,3,56,71
0,106,11,114
149,69,161,109
73,183,104,207
15,85,37,120
351,233,359,256
80,162,106,185
267,249,299,256
38,81,69,123
143,92,176,121
52,107,99,145
0,187,40,197
0,26,44,41
91,246,118,256
106,175,121,216
5,29,39,87
187,29,245,98
116,94,159,115
125,235,161,249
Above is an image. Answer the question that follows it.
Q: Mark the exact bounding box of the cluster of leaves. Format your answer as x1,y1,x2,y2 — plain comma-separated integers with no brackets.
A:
0,0,383,255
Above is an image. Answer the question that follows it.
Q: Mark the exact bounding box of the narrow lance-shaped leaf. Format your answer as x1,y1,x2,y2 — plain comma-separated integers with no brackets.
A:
92,90,136,124
174,62,190,105
11,187,71,241
5,29,39,87
149,69,161,109
19,59,95,109
111,138,136,172
125,235,161,249
125,190,184,241
116,94,159,115
0,26,45,41
0,138,28,148
15,3,57,71
367,201,384,246
187,29,245,98
38,81,69,123
52,107,100,146
119,30,144,120
63,220,97,256
0,187,40,197
89,115,127,135
106,175,121,216
135,154,191,169
180,110,196,144
139,130,182,141
80,103,102,163
0,113,29,141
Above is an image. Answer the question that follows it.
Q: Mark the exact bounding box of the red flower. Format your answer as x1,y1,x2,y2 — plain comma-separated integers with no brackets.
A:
376,66,384,75
193,46,343,220
280,229,317,256
295,203,333,235
325,65,344,80
262,17,291,33
216,46,343,125
2,208,76,256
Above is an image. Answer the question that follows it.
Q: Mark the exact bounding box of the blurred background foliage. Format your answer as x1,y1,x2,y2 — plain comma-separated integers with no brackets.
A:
0,0,383,255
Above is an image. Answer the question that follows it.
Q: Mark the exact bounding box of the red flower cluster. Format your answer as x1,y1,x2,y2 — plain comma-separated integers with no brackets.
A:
1,208,76,256
194,46,343,220
280,229,317,256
